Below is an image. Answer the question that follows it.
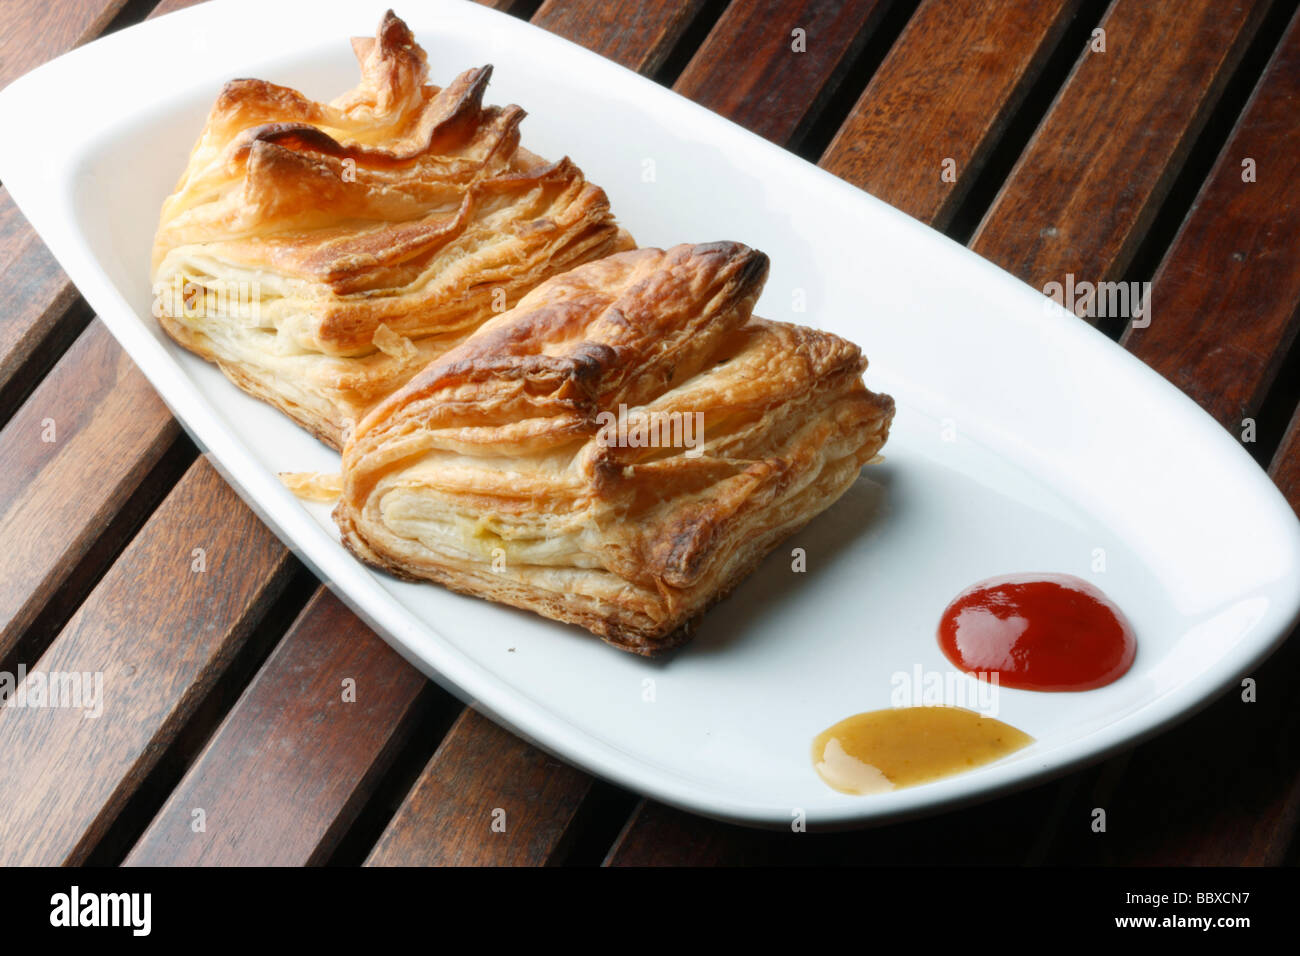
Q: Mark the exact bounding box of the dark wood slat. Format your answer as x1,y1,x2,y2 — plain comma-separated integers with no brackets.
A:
0,458,293,865
1272,407,1300,519
674,0,887,146
820,0,1081,229
1036,16,1300,865
968,0,1267,294
365,708,592,867
123,590,427,866
533,0,707,74
0,321,178,664
0,188,79,417
0,0,210,416
1121,9,1300,427
0,0,129,87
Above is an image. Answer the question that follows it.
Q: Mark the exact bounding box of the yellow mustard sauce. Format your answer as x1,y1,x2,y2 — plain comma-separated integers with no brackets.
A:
811,706,1034,794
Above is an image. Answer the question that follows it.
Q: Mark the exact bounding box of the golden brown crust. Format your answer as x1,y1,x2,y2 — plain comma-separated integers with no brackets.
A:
151,10,632,449
334,242,894,655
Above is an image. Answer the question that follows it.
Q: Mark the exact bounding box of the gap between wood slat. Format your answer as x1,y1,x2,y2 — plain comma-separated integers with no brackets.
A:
820,0,1093,230
966,0,1268,296
2,431,196,682
649,0,730,87
121,588,437,866
672,0,892,147
1108,0,1295,342
0,195,88,427
363,709,593,867
532,0,712,77
88,557,320,865
0,0,211,428
99,0,159,35
0,321,184,677
323,684,466,866
0,458,295,864
793,0,922,163
496,0,545,19
1120,3,1299,437
941,0,1110,242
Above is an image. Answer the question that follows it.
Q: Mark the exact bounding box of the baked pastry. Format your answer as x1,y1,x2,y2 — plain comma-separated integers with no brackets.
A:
335,242,894,655
151,10,631,449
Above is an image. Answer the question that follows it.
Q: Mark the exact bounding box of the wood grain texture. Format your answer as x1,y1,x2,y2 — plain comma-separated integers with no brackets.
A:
534,0,707,74
365,708,592,866
0,321,178,665
1121,8,1300,428
0,458,293,865
820,0,1082,228
123,589,427,866
0,0,128,87
0,0,210,418
1035,15,1300,865
674,0,887,146
969,0,1267,294
1271,406,1300,520
0,188,80,418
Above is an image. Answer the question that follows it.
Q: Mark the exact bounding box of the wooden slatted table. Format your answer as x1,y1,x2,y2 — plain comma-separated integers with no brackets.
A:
2,0,1297,867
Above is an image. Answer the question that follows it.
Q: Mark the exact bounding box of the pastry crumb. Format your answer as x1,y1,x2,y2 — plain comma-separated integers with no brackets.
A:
279,471,342,502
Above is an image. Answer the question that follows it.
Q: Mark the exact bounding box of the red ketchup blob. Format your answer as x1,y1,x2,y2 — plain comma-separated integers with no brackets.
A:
938,574,1136,691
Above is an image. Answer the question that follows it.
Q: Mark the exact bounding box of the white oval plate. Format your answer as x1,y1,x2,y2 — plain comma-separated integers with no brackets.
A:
1,0,1297,829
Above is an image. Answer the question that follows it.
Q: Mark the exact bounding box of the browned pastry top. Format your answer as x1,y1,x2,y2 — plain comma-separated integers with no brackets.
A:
152,9,627,358
337,242,893,652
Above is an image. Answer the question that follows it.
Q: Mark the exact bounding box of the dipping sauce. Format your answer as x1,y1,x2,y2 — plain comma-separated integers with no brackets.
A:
811,706,1033,794
938,573,1136,692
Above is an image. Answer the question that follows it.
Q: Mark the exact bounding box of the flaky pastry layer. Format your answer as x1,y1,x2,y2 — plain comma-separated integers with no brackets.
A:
151,9,631,448
335,242,895,654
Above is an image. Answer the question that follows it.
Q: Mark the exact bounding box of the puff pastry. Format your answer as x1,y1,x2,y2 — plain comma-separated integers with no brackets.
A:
151,10,631,449
335,242,895,655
